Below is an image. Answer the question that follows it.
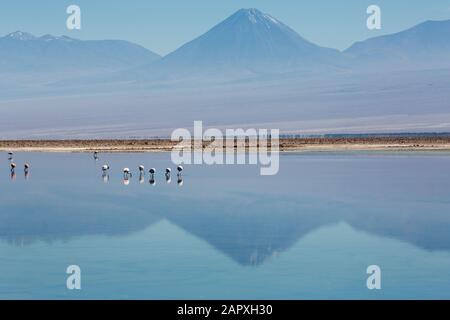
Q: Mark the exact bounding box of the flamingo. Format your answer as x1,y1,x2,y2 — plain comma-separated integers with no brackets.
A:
139,165,145,184
123,168,132,185
177,165,184,177
101,165,110,183
147,168,156,185
123,168,132,179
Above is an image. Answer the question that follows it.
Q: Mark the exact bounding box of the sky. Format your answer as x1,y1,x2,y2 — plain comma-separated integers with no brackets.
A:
0,0,449,55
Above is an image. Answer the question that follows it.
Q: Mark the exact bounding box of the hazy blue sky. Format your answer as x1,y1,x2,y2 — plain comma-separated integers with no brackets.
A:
1,0,449,55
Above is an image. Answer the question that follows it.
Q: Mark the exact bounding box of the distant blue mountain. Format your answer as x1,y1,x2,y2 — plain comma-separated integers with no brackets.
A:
150,10,450,78
0,31,161,72
1,10,450,82
345,20,450,70
1,10,450,138
154,8,343,75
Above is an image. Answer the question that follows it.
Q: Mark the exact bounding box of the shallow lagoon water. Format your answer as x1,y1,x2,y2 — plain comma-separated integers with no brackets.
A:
1,152,450,299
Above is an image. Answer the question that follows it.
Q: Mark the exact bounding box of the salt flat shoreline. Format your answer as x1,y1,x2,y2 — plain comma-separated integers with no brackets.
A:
1,137,450,153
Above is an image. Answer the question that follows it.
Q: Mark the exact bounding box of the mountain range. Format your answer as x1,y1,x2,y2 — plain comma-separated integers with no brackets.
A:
0,31,160,73
1,8,449,79
1,8,450,138
345,19,450,70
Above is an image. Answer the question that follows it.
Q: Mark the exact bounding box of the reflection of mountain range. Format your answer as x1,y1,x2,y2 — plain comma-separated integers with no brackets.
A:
1,188,450,266
0,193,162,246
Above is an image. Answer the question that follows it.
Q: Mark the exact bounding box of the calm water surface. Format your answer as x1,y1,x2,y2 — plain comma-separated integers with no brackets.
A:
1,152,450,299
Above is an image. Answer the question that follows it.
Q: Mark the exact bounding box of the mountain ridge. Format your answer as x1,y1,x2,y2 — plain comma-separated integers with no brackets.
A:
1,9,450,79
344,19,450,70
0,31,161,73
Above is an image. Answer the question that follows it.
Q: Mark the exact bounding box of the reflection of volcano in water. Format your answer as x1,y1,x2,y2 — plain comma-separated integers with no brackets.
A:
160,194,450,265
2,186,450,266
160,195,341,266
